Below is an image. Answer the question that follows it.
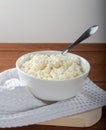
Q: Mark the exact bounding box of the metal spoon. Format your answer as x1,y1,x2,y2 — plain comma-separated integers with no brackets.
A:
62,25,99,54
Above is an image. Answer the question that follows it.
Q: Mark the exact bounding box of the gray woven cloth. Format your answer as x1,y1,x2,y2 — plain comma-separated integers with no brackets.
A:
0,68,106,128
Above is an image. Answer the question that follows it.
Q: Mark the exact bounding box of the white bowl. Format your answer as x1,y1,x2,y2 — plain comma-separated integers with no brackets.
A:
16,51,90,101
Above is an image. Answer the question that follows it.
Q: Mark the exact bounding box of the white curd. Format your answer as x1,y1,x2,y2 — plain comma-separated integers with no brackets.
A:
20,54,84,80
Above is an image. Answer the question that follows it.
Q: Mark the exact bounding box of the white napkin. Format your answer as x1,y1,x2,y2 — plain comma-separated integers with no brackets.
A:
0,68,106,128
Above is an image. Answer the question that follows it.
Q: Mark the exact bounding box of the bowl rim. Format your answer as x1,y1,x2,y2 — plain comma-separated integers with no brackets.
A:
16,50,90,82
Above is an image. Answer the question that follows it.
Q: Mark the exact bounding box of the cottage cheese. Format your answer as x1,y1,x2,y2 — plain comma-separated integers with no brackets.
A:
20,54,84,80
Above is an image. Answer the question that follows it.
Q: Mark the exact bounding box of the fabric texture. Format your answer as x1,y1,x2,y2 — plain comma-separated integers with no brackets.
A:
0,68,106,128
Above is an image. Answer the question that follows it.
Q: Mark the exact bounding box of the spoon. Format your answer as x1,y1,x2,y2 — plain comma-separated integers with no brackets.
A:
62,25,99,54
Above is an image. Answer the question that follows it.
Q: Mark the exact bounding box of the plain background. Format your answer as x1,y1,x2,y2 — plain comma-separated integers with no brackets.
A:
0,0,105,43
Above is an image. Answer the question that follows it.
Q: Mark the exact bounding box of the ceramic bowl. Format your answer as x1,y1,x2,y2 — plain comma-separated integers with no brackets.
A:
16,51,90,101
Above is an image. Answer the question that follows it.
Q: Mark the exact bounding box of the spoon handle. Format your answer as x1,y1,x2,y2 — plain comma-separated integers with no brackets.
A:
62,25,99,54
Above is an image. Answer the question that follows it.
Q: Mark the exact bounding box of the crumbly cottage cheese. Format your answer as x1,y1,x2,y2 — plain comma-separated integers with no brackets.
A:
20,54,84,80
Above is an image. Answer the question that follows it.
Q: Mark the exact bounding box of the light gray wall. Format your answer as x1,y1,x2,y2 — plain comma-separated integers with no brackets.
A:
0,0,105,43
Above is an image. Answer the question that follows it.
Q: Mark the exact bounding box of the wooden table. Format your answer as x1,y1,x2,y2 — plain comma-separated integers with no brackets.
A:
0,43,106,130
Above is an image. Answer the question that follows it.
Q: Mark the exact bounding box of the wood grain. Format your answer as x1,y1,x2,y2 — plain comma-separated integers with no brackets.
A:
0,43,106,130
